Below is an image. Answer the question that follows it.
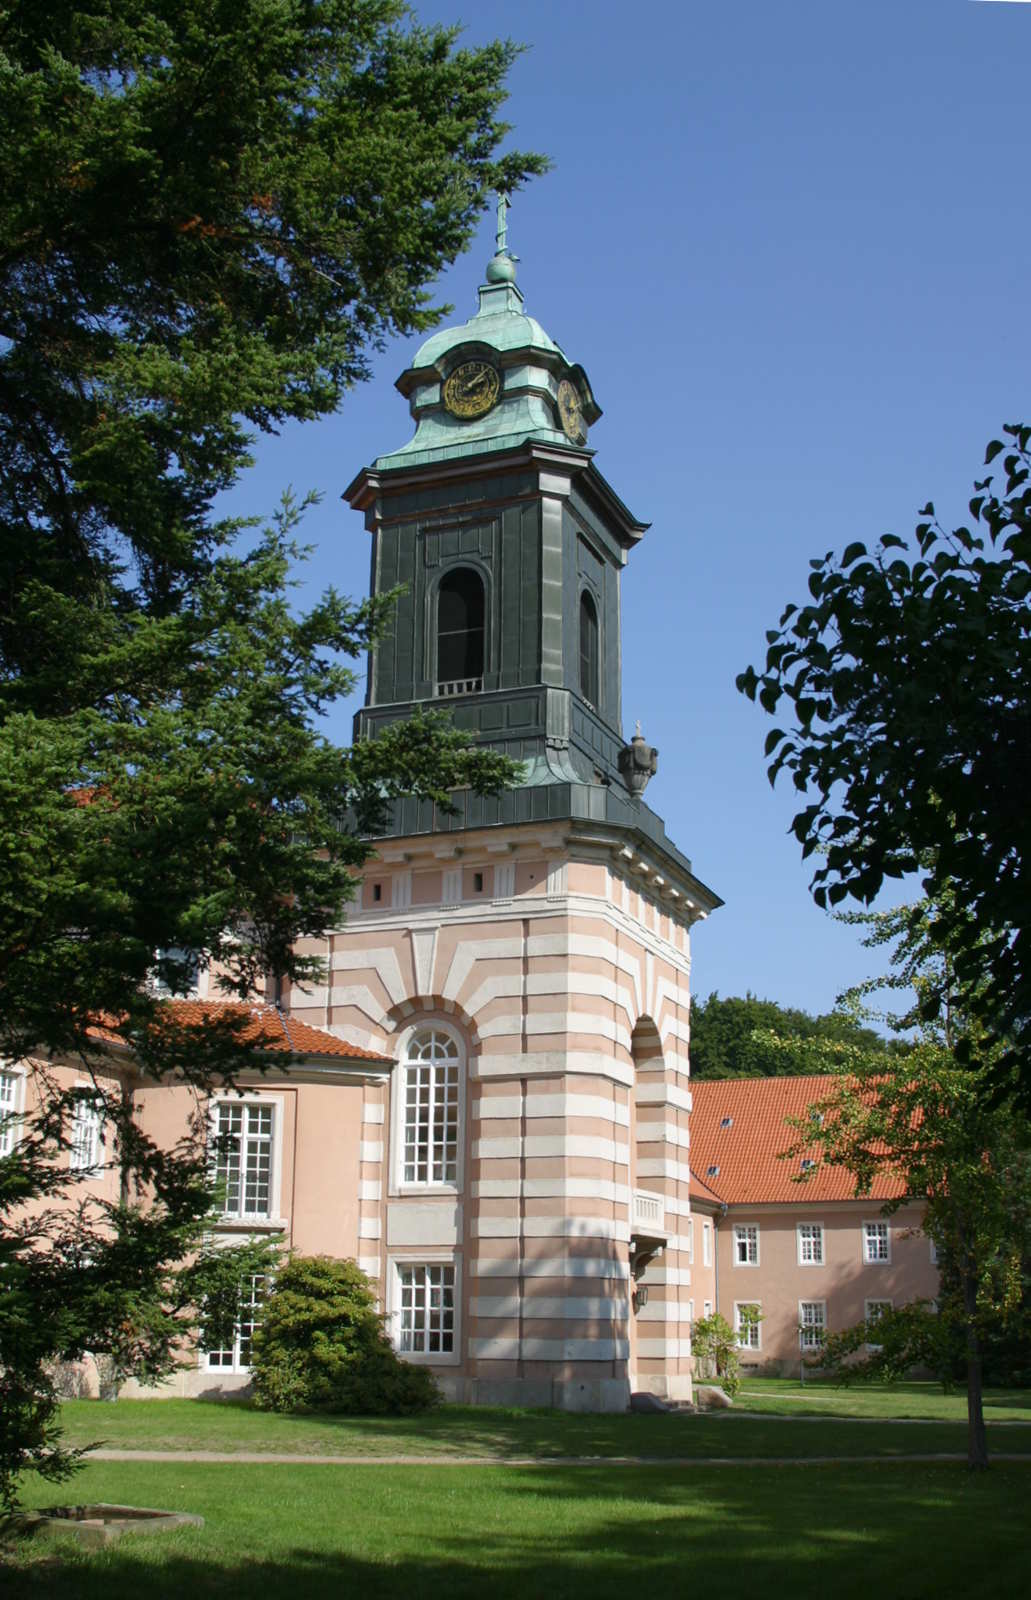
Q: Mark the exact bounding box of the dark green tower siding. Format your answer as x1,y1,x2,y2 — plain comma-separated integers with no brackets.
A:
358,455,628,783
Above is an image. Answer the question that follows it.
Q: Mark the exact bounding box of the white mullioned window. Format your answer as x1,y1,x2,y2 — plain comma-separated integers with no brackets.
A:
397,1262,455,1357
797,1222,825,1265
702,1221,712,1268
733,1224,759,1265
205,1274,265,1374
863,1220,891,1263
864,1298,892,1349
799,1300,826,1351
686,1218,694,1263
735,1301,761,1351
400,1027,460,1186
70,1091,104,1173
0,1067,24,1158
212,1101,274,1219
703,1299,713,1318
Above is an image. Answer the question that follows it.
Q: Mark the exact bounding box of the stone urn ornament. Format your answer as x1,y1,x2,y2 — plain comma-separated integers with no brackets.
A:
618,722,658,797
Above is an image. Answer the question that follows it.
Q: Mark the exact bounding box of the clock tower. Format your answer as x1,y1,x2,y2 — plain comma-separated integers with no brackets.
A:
289,205,721,1409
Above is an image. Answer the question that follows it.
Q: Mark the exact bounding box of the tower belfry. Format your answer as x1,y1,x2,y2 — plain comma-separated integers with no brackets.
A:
295,208,721,1409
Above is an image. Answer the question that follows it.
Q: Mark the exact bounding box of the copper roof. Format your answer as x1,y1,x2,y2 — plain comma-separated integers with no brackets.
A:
690,1075,906,1205
89,1000,392,1066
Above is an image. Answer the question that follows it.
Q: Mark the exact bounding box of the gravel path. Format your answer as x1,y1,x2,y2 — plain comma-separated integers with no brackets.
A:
88,1448,1031,1467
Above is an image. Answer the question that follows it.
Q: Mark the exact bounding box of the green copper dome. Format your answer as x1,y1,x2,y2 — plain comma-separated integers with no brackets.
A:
374,208,601,472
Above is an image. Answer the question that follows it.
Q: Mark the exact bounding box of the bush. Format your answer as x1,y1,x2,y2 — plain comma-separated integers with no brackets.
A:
691,1313,744,1398
249,1256,440,1415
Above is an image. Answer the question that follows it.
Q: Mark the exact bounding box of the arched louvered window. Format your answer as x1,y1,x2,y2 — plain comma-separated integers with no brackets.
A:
579,590,599,707
436,568,485,696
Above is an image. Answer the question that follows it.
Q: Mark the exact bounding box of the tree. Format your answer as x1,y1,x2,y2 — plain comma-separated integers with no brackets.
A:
250,1255,439,1414
689,991,890,1080
779,897,1031,1471
737,426,1031,1101
1,0,540,1509
689,1312,745,1397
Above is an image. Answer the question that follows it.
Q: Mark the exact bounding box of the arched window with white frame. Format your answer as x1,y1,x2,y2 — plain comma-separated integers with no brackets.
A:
398,1026,461,1187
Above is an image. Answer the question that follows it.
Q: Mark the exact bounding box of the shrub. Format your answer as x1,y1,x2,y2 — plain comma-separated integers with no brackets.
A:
249,1256,439,1415
691,1313,744,1398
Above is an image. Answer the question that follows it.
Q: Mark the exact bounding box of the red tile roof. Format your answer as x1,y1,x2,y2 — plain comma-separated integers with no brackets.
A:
89,1000,392,1065
690,1075,906,1205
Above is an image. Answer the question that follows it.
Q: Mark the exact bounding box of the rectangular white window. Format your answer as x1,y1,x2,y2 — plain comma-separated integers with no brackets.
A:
799,1301,826,1351
703,1299,713,1318
864,1298,892,1349
735,1302,761,1351
213,1102,274,1218
688,1298,695,1325
863,1220,891,1263
702,1222,712,1267
0,1068,22,1158
686,1218,694,1264
797,1222,824,1265
402,1035,459,1185
206,1275,264,1373
70,1093,104,1173
398,1262,455,1355
733,1224,759,1265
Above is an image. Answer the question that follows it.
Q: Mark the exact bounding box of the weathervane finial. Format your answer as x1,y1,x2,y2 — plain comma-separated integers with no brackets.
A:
496,191,510,256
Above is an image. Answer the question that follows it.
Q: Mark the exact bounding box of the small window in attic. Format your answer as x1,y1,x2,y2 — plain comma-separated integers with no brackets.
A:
720,1116,733,1129
800,1158,816,1171
706,1164,720,1177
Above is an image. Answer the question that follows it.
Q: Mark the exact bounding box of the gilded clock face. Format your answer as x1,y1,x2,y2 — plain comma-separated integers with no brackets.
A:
557,377,587,444
442,360,501,419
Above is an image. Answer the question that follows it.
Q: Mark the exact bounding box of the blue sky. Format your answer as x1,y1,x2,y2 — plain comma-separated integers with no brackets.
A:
226,0,1030,1019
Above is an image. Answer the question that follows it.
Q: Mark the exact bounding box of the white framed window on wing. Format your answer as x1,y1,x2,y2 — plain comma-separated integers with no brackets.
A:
733,1224,759,1266
797,1222,824,1265
397,1262,455,1357
205,1274,265,1374
400,1027,460,1186
69,1090,104,1173
702,1222,712,1268
799,1300,826,1351
212,1101,274,1219
735,1302,761,1351
863,1220,891,1263
864,1298,892,1350
0,1067,23,1158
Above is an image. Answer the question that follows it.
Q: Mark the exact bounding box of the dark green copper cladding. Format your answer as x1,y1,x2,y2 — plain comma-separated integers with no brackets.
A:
343,228,720,909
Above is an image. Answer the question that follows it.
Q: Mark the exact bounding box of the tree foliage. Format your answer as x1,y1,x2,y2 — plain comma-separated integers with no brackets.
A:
781,896,1031,1469
0,0,540,1509
737,427,1031,1099
689,991,890,1080
690,1312,744,1397
250,1255,439,1414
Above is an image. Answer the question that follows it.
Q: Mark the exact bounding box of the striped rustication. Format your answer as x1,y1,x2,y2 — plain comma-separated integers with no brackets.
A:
288,821,706,1409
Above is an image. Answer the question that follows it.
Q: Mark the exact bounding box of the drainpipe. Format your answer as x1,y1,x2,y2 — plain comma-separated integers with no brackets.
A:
713,1202,728,1320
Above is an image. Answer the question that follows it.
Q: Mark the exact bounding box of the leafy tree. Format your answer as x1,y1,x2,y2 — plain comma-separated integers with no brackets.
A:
250,1255,439,1414
689,992,889,1080
0,0,540,1509
737,426,1031,1101
780,896,1031,1470
690,1312,744,1397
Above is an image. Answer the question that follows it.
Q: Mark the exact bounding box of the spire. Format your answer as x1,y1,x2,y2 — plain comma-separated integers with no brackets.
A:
485,190,518,285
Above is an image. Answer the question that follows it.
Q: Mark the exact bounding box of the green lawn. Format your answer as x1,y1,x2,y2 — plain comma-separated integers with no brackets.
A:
48,1395,1031,1462
4,1459,1029,1599
735,1376,1031,1422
